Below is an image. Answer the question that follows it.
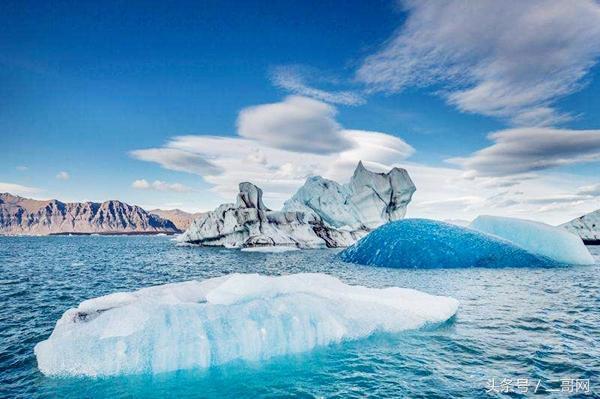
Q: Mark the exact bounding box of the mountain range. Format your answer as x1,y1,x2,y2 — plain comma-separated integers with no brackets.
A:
0,193,180,235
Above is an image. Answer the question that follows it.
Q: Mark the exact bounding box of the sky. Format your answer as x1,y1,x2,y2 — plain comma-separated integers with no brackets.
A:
2,0,600,225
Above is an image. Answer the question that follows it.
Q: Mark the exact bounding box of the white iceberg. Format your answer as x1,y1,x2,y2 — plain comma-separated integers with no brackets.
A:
177,182,362,248
283,161,416,230
470,215,594,266
561,208,600,245
35,273,458,376
178,162,416,249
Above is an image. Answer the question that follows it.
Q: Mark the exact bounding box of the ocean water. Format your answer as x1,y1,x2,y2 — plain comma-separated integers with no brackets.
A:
1,236,599,398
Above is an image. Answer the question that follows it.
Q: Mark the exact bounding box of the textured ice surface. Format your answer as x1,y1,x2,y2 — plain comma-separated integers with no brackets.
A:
35,273,458,376
181,162,415,249
561,209,600,243
471,216,594,265
283,161,416,230
340,219,558,269
178,182,361,248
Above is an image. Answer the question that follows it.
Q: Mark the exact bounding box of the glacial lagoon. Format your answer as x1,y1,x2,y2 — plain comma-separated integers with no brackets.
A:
1,235,599,397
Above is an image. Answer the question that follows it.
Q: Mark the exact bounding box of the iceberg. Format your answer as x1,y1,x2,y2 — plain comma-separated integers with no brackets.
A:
470,215,594,266
178,182,362,248
560,208,600,245
283,161,416,230
340,219,558,269
35,273,458,376
179,162,416,248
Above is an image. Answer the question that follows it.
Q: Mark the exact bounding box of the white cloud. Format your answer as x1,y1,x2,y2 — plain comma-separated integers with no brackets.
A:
131,97,414,206
135,130,413,206
129,148,221,175
237,96,354,154
130,97,598,224
131,179,192,193
577,183,600,196
271,66,365,106
448,127,600,177
130,127,600,225
56,171,70,180
0,182,41,196
16,166,28,171
131,179,151,189
404,163,599,224
357,0,600,125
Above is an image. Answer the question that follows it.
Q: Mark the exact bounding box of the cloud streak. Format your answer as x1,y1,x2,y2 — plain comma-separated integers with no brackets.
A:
449,127,600,177
132,179,192,193
56,171,70,180
130,148,222,176
271,67,365,106
357,0,600,125
0,182,41,196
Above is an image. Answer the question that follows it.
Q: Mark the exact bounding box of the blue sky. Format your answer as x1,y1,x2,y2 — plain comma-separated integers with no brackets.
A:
2,0,600,224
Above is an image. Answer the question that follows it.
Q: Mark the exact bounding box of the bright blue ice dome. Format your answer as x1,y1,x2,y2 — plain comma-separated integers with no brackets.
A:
340,219,557,269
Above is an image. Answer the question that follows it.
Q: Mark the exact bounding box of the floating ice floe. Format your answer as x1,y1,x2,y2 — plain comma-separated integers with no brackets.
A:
470,215,594,266
340,219,560,268
35,273,458,376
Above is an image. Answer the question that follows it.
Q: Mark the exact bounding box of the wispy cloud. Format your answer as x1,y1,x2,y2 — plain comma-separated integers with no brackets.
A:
131,179,192,193
576,183,600,197
16,166,28,171
357,0,600,125
448,127,600,177
130,148,222,176
271,66,365,106
0,182,41,196
56,171,70,180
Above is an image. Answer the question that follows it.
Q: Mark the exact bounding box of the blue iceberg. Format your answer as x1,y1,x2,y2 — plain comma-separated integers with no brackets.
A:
339,219,559,269
470,215,594,266
35,273,458,376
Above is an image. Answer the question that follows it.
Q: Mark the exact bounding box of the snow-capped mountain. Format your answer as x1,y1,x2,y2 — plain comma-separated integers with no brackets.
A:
0,193,179,235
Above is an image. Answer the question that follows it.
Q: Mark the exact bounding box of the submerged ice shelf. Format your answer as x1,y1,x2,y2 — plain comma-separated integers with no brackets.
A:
35,273,458,376
340,219,561,269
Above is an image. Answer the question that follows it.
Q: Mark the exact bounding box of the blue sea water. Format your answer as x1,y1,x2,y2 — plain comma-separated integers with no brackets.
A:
1,236,599,398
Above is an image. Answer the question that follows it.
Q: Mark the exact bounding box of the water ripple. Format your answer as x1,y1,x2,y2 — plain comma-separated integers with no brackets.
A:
0,236,598,398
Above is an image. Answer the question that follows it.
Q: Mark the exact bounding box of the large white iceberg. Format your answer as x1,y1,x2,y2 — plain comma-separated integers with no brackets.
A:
283,161,416,230
470,215,594,266
35,273,458,376
178,162,416,248
177,182,362,248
